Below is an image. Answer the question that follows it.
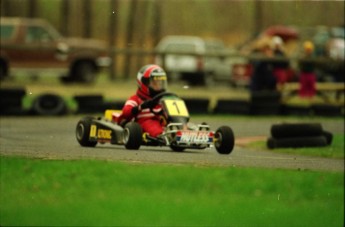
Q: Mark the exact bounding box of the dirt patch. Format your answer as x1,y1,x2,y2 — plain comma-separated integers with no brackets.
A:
235,136,267,147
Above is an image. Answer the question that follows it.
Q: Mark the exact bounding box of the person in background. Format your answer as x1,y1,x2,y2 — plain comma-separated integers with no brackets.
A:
271,36,291,90
249,37,277,92
299,41,317,97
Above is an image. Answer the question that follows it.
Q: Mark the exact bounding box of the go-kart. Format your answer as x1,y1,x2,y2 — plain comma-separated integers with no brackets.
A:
76,92,235,154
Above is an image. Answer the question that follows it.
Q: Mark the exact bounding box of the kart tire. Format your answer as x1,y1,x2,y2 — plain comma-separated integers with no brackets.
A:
76,116,98,147
124,122,142,150
170,145,185,152
215,126,235,155
271,123,323,139
267,136,327,149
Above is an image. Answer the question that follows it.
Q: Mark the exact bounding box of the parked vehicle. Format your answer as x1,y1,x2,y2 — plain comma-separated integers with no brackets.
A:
0,17,111,83
155,36,233,85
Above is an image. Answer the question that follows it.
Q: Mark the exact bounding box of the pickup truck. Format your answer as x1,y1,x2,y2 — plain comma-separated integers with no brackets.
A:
155,36,233,85
0,17,111,83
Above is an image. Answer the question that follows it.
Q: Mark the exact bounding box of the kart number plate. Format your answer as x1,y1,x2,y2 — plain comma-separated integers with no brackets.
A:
164,100,189,117
177,131,210,144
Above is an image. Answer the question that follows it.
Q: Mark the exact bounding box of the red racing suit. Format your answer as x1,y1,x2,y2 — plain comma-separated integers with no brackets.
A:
118,90,164,137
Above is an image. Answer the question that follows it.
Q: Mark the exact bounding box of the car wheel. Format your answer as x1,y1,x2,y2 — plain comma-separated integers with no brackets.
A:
0,61,8,80
123,122,142,150
76,117,98,147
75,62,96,83
214,126,235,154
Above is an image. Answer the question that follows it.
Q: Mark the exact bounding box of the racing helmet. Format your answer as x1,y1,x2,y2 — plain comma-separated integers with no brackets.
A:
137,64,168,97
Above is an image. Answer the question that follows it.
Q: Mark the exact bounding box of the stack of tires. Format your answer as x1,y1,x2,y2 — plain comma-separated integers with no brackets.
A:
0,87,26,115
267,123,333,149
74,94,104,114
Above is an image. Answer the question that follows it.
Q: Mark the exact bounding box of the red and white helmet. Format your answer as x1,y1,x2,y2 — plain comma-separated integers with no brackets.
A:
137,64,168,97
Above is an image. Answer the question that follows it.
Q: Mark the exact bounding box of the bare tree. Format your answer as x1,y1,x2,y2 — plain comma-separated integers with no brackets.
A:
109,0,118,80
123,0,137,80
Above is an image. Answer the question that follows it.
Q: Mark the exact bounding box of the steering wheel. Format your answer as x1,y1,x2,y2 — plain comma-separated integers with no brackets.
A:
150,92,179,105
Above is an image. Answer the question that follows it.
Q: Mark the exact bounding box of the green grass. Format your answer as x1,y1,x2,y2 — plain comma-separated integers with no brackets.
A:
249,133,344,159
0,156,344,226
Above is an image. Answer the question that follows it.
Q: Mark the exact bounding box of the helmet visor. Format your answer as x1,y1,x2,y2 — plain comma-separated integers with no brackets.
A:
149,72,168,92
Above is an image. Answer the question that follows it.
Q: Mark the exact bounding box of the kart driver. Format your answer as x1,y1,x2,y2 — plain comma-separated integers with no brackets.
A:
118,64,168,138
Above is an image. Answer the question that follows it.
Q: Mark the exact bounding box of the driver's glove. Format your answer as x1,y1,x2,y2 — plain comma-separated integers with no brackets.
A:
140,99,155,110
131,99,155,115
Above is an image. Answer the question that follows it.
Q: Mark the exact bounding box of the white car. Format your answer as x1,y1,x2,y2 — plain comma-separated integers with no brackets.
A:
155,36,233,85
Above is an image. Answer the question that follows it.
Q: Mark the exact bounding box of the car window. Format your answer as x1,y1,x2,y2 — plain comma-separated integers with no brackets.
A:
25,26,53,43
165,43,196,53
0,25,15,40
206,41,225,53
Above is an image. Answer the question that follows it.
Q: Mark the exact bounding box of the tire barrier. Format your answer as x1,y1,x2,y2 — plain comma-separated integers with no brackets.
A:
271,123,323,139
213,99,250,115
311,104,343,117
322,130,333,145
250,91,282,115
32,93,67,116
280,105,311,116
267,136,327,149
0,87,26,115
267,123,333,149
74,94,104,114
102,100,125,110
183,98,210,114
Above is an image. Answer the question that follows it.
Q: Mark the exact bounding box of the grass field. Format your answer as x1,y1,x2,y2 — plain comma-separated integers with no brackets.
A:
0,156,344,226
1,73,344,226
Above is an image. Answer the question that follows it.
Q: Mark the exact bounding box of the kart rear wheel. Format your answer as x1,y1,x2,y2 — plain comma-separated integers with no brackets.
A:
214,126,234,155
170,145,185,152
76,117,97,147
123,122,142,150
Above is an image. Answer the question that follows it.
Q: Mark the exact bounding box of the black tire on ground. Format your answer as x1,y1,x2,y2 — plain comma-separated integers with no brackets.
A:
267,136,328,149
214,126,235,155
76,117,98,147
123,122,142,150
322,131,333,145
32,94,67,116
271,123,323,139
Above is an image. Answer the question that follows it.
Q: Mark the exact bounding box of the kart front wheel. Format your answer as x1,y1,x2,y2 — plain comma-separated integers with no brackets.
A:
76,117,98,147
214,126,234,154
123,122,142,150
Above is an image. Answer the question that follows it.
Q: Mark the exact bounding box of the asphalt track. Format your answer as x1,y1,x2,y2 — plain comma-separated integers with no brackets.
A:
0,116,344,172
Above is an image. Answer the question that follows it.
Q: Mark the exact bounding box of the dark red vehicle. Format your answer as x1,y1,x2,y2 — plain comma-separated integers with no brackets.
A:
0,17,111,83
